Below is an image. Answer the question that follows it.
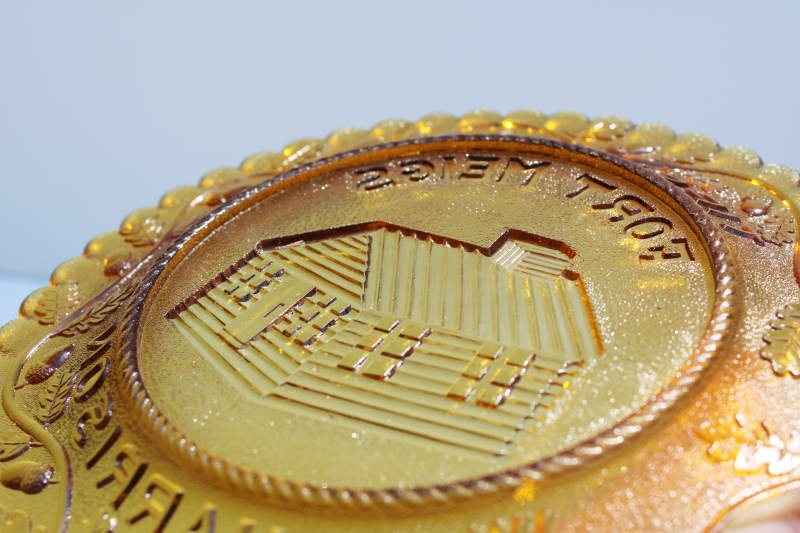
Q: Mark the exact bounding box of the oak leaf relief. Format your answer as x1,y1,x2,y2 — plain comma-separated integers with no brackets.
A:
0,503,48,533
119,207,165,248
36,371,78,429
26,285,80,327
57,286,133,338
0,428,38,463
755,209,796,245
763,303,800,377
20,258,105,328
696,414,800,476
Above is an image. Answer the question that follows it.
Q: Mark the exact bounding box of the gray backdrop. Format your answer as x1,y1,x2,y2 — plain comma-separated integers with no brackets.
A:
1,1,799,277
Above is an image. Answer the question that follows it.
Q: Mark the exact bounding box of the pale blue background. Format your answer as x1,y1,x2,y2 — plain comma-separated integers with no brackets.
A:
2,1,800,327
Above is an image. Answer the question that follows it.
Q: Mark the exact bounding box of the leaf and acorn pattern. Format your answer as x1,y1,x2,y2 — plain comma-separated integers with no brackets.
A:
56,286,133,338
696,414,800,476
755,209,796,245
0,428,39,463
35,372,78,429
0,503,49,532
763,303,800,377
0,461,54,495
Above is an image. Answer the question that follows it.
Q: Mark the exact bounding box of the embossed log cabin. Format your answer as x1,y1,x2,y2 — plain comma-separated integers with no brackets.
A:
166,223,601,456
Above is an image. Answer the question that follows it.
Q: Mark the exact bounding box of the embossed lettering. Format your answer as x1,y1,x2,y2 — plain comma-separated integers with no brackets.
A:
624,217,673,240
81,330,114,370
96,443,149,510
180,508,260,533
565,173,617,199
126,474,184,532
441,155,458,181
86,426,122,470
639,238,695,262
353,154,556,191
593,195,653,222
183,504,216,533
496,157,551,186
459,155,500,181
399,159,434,182
354,167,391,191
74,358,110,403
569,179,694,264
74,392,114,447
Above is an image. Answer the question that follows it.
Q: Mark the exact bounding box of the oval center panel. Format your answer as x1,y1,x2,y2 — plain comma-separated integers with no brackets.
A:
135,138,717,491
